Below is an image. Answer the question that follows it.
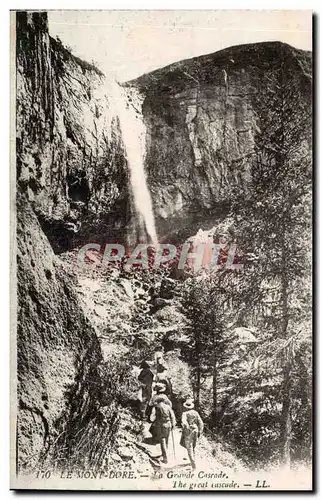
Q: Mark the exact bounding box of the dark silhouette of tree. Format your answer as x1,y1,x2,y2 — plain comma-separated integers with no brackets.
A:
230,47,312,466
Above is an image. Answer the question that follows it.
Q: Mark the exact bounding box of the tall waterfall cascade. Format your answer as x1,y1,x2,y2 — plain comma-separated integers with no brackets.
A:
108,80,158,245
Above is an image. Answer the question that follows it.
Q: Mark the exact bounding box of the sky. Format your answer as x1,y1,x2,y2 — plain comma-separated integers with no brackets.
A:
48,10,312,82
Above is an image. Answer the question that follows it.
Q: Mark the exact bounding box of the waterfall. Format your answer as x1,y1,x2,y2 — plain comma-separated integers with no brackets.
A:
108,81,158,246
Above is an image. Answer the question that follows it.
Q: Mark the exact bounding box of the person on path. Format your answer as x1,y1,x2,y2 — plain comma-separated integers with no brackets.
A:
152,396,176,464
150,383,172,407
138,361,154,420
154,361,173,398
155,353,163,370
149,386,173,441
180,399,204,470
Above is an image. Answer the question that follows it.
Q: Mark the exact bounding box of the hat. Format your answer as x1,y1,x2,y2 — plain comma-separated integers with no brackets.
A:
154,394,169,405
154,383,166,393
183,399,194,410
140,361,150,369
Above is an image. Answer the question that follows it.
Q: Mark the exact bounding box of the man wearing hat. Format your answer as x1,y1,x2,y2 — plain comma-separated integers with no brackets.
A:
152,396,176,464
138,360,154,420
154,362,173,398
148,383,172,441
180,399,204,470
151,383,172,408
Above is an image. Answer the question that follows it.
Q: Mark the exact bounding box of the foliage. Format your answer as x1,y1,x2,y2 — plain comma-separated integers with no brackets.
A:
178,51,312,467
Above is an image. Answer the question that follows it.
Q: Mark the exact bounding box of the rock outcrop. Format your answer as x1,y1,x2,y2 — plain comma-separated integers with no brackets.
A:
16,11,130,253
16,200,102,472
130,42,312,241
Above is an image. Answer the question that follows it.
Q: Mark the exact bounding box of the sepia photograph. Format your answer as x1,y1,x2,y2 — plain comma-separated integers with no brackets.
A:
10,9,312,490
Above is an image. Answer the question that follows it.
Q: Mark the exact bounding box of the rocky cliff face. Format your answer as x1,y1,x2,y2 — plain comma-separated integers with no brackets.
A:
130,42,311,241
16,11,130,253
16,201,102,471
16,12,311,248
15,12,112,472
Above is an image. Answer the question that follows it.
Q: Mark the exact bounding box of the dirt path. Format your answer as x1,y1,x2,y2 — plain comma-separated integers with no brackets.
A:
136,421,240,473
138,422,190,468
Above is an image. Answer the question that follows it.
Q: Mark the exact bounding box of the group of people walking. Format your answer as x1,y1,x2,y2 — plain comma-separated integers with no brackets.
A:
137,356,204,469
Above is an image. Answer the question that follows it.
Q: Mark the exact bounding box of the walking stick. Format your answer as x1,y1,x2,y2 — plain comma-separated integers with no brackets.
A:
171,427,176,460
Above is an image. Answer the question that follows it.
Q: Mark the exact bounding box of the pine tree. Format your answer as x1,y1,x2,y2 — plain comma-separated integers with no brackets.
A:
230,46,312,466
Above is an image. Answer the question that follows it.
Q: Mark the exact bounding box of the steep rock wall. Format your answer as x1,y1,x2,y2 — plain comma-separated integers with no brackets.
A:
130,42,311,241
16,200,102,472
16,11,129,252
